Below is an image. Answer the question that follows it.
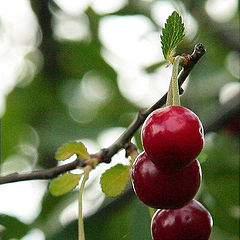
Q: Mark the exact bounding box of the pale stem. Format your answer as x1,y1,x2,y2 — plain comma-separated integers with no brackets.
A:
166,56,182,106
78,166,91,240
129,150,139,165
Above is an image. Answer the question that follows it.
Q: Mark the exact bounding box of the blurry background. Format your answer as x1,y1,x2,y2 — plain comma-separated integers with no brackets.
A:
0,0,239,239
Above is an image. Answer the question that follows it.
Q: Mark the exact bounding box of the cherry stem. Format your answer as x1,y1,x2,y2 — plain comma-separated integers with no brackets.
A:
129,150,139,165
166,56,182,106
78,166,91,240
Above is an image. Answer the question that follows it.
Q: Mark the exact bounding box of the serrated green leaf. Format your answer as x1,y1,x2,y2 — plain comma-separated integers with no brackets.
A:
160,11,185,60
198,151,208,164
100,164,130,197
49,173,82,196
55,141,90,161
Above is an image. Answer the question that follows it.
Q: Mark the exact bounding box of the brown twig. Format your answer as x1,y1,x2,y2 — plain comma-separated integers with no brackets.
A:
0,43,206,185
0,159,86,184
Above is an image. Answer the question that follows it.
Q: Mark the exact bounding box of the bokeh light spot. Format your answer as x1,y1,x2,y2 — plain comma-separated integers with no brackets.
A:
150,1,175,27
0,181,47,224
60,71,113,123
219,82,240,104
91,0,128,15
205,0,238,23
225,51,239,79
53,0,91,16
21,228,45,240
52,10,90,41
99,15,158,66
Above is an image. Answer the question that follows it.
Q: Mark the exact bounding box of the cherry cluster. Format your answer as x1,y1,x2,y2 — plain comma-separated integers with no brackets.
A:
131,106,213,240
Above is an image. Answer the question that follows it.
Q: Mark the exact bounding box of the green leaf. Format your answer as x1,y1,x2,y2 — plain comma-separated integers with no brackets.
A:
100,164,130,197
160,11,185,60
55,141,91,161
198,151,208,164
145,60,168,73
0,214,29,239
49,173,82,196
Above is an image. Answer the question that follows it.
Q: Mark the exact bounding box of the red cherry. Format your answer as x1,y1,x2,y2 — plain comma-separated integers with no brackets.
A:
151,199,213,240
131,152,201,209
141,106,204,171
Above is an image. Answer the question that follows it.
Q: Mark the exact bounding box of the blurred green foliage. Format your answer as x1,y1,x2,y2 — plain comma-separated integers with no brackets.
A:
1,0,239,239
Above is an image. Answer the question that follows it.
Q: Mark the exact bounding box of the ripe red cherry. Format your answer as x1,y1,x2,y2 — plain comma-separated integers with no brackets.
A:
141,106,204,171
151,199,213,240
131,152,201,209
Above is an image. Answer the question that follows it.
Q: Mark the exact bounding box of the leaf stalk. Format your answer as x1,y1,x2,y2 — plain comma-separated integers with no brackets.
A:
78,166,91,240
166,56,184,106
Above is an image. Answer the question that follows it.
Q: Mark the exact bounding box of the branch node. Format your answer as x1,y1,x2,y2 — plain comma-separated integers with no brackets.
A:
98,148,112,164
77,158,87,168
124,142,138,158
180,53,191,67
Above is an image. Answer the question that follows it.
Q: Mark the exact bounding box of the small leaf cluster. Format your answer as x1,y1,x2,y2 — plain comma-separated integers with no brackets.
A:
49,142,90,196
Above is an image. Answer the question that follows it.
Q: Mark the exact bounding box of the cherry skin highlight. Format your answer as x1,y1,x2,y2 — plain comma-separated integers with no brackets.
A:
151,199,213,240
141,106,204,171
131,152,201,209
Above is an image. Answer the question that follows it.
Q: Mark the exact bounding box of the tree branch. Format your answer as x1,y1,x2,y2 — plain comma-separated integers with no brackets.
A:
0,159,85,184
0,43,206,185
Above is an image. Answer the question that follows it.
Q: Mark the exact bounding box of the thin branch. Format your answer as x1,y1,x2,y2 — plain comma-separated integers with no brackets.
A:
0,159,85,185
0,43,206,185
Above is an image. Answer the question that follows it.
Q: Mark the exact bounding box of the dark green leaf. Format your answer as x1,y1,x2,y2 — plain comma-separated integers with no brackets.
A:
0,214,29,239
